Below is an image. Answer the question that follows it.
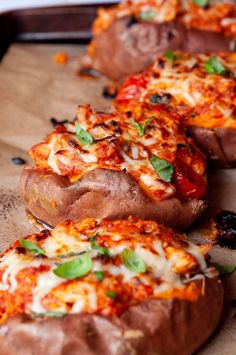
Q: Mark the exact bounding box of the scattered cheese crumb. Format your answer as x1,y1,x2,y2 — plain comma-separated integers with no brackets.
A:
53,52,69,65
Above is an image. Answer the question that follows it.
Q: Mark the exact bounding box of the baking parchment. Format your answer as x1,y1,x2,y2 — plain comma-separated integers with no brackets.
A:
0,43,235,354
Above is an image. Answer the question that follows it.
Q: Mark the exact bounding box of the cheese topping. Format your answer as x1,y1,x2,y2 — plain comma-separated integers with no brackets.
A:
180,0,236,38
92,0,179,35
116,52,236,129
92,0,236,39
29,103,206,202
0,217,215,322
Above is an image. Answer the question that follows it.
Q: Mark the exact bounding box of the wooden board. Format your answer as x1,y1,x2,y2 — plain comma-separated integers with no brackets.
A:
0,43,235,354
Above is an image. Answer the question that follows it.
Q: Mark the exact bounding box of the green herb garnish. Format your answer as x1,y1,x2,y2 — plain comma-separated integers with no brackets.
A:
139,10,156,21
121,248,146,273
164,51,175,64
53,252,93,279
192,0,209,7
75,125,93,146
106,290,117,299
33,311,66,318
212,263,236,276
205,56,227,76
150,155,174,182
132,117,155,136
19,240,46,256
94,271,104,282
89,235,110,257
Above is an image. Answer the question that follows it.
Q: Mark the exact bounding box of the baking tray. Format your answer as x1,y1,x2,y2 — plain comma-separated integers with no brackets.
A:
0,5,235,355
0,3,117,58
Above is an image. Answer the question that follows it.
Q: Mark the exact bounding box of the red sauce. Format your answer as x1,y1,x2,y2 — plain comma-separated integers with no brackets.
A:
173,158,206,200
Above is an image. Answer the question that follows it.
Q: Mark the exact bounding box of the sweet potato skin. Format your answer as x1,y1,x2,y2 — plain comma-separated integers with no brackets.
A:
0,277,223,355
20,166,207,230
90,16,232,81
188,126,236,168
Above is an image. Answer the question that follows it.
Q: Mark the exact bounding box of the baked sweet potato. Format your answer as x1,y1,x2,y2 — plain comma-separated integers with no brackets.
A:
20,104,207,229
0,278,223,355
21,166,207,230
188,126,236,168
0,217,223,355
89,17,232,82
88,0,236,81
115,52,236,168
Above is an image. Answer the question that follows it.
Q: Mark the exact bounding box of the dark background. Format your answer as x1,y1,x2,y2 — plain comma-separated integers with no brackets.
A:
0,4,115,59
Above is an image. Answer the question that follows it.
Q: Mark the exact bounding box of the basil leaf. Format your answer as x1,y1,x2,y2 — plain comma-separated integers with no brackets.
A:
121,248,146,273
75,125,93,146
192,0,209,7
89,235,110,257
106,290,117,299
212,263,236,276
205,56,227,76
132,117,155,137
94,271,104,282
33,311,66,318
140,10,156,21
53,253,93,279
19,240,46,256
165,51,175,64
150,155,174,182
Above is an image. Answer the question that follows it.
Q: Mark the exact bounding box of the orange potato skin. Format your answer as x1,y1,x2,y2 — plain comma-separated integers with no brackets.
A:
20,166,207,230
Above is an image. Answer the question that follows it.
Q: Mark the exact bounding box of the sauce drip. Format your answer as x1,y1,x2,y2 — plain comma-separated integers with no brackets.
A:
11,157,26,165
215,210,236,249
50,118,68,128
102,85,118,99
77,67,101,79
27,211,54,231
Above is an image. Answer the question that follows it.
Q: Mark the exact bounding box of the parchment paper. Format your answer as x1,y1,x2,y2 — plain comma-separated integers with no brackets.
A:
0,43,235,354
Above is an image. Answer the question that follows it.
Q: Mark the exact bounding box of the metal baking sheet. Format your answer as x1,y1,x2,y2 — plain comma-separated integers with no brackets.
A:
0,1,117,13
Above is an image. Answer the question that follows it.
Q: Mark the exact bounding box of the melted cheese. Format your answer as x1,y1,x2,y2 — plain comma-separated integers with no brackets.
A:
92,0,179,35
92,0,236,39
30,104,206,202
31,272,63,313
116,52,236,130
0,218,214,322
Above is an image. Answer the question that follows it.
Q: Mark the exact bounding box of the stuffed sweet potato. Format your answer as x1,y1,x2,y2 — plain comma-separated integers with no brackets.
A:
116,52,236,168
87,0,236,81
0,217,223,355
21,103,207,229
